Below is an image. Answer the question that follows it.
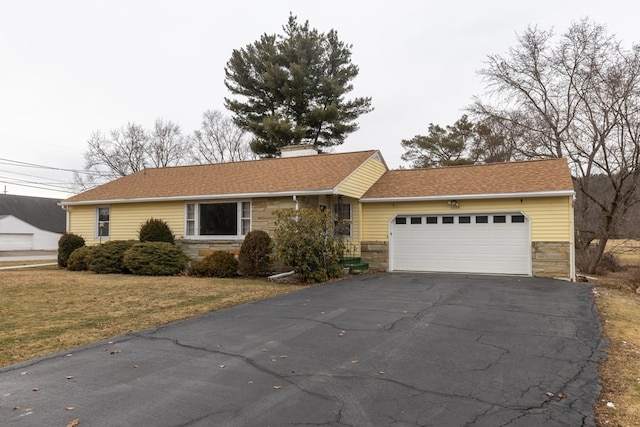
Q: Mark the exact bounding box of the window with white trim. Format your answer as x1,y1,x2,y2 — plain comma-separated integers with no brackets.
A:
96,206,110,238
185,201,251,237
333,202,352,237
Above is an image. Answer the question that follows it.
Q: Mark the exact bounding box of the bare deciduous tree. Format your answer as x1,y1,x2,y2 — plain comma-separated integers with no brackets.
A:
190,110,255,164
76,120,189,191
470,19,640,273
147,119,190,168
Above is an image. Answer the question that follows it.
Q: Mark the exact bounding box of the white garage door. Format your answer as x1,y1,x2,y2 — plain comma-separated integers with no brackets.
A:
390,213,531,275
0,234,34,251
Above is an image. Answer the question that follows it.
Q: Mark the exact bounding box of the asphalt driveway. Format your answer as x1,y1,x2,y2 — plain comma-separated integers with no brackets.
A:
0,273,603,426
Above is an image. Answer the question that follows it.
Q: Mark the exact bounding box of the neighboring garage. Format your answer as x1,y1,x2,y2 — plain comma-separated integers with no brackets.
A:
359,158,577,280
390,212,530,275
0,231,33,251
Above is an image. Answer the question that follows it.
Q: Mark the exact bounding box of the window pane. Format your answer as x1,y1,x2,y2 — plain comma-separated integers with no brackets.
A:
410,217,422,224
98,207,109,222
459,216,471,224
200,203,237,235
396,217,407,224
426,216,437,224
334,203,351,220
98,207,110,237
476,216,488,224
443,216,454,224
493,215,506,223
186,204,195,220
512,215,525,223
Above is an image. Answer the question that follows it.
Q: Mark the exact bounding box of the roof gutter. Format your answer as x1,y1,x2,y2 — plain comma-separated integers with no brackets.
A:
360,190,575,203
60,189,336,207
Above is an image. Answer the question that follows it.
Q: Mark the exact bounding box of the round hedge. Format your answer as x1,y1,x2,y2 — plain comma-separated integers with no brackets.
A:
138,218,175,244
189,252,238,278
67,246,94,271
123,242,189,276
89,240,136,274
58,233,85,268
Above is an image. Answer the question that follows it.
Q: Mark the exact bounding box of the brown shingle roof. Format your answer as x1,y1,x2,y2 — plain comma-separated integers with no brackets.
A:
63,150,380,204
362,158,574,200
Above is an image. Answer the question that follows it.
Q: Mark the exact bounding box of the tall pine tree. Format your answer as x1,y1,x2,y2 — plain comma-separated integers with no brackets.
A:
224,14,373,157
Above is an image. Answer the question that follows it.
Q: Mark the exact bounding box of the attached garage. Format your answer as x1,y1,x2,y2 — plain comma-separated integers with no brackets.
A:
390,212,530,275
359,158,576,280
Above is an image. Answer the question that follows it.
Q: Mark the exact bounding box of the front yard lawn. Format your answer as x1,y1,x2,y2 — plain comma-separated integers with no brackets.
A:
0,266,305,367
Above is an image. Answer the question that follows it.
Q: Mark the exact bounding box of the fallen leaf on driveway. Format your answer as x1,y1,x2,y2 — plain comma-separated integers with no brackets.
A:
13,405,20,410
351,360,358,364
545,392,555,397
67,419,80,427
273,385,282,390
66,376,74,380
557,393,567,398
66,406,75,411
32,387,40,392
2,392,11,397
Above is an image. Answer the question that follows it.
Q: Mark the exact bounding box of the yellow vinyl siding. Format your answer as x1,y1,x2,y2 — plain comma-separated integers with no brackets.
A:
68,202,185,245
336,157,387,198
361,196,573,242
67,205,96,243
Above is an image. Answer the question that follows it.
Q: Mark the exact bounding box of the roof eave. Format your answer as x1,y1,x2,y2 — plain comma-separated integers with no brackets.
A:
360,190,575,203
60,189,336,206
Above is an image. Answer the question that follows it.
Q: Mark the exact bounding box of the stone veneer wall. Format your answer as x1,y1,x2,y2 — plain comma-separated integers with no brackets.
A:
360,241,389,271
531,241,571,279
361,240,572,279
176,239,243,260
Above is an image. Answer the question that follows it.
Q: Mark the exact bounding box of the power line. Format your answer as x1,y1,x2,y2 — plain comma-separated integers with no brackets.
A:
0,157,103,176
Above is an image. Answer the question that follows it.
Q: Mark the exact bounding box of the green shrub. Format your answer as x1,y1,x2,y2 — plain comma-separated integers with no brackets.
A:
89,240,136,274
239,230,273,277
189,251,239,278
58,232,86,268
138,218,175,244
67,246,94,271
123,242,189,276
274,208,344,283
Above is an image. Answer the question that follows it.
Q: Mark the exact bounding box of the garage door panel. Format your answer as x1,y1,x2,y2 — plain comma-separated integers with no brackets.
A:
0,234,34,251
391,213,530,275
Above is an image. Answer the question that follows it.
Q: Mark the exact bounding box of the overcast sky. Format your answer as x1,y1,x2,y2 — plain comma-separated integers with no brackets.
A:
1,0,638,199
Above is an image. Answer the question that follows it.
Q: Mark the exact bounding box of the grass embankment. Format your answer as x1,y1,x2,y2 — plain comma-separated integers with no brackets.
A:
593,240,640,426
0,266,304,367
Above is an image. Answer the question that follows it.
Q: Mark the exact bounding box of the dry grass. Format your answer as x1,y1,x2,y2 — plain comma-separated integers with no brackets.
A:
592,240,640,426
0,266,305,367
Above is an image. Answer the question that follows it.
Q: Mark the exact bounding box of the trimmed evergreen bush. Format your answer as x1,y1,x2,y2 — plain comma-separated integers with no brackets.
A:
58,232,86,268
89,240,136,274
138,218,175,244
67,246,94,271
189,252,239,278
239,230,273,277
123,242,189,276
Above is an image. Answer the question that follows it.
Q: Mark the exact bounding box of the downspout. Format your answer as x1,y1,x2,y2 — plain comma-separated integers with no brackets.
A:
58,202,70,232
293,195,299,210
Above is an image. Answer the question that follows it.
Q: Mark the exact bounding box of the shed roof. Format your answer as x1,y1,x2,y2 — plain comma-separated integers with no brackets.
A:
362,158,574,201
63,150,382,204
